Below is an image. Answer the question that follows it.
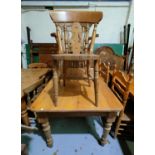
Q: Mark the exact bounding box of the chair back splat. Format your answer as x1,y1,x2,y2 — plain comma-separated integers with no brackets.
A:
49,11,103,54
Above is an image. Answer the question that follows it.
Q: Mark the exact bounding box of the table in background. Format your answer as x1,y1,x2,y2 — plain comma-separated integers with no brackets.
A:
21,68,51,126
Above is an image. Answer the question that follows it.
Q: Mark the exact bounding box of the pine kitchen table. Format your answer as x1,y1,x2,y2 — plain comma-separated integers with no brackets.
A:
30,76,123,147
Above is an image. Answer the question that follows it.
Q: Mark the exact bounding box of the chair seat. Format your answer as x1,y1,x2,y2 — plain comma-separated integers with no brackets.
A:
51,54,99,61
28,63,48,68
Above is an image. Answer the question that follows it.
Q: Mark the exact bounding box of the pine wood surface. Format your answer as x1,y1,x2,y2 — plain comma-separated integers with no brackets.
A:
30,76,123,113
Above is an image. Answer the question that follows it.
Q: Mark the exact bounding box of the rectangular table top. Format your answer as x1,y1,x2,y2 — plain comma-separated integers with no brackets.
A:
21,68,50,97
30,76,123,113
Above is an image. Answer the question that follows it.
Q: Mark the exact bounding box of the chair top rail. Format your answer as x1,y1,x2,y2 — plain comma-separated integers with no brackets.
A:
49,10,103,23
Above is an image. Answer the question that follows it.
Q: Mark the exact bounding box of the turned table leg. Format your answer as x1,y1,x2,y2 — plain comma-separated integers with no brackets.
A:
37,116,53,147
53,60,58,106
21,97,30,126
100,112,117,146
94,60,99,106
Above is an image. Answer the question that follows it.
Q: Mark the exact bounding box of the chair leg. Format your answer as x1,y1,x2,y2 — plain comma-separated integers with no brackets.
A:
94,60,99,106
53,61,58,106
21,98,30,126
87,60,91,86
114,110,124,138
63,60,67,87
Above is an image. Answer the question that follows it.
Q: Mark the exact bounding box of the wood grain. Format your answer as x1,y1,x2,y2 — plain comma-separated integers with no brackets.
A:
30,76,123,113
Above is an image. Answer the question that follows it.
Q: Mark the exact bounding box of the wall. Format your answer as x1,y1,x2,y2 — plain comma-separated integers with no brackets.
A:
21,1,134,44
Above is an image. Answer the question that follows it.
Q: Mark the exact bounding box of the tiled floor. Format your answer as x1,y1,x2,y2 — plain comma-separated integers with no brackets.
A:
21,117,133,155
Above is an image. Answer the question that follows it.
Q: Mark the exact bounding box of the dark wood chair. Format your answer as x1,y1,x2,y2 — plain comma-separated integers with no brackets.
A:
49,10,103,106
99,62,110,84
111,70,133,137
95,46,126,71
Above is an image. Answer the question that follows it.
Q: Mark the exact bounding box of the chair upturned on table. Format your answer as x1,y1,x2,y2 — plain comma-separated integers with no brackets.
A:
49,10,103,107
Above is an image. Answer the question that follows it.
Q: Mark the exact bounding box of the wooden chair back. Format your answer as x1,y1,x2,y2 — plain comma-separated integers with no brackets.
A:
99,62,110,84
111,70,133,137
111,70,133,107
49,11,103,54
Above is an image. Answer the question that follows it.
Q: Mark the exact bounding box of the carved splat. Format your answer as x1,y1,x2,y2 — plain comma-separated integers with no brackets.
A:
70,22,82,54
55,23,93,54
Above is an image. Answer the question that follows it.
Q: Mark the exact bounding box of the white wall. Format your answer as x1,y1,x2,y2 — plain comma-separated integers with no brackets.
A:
127,0,134,47
96,6,128,43
21,1,134,44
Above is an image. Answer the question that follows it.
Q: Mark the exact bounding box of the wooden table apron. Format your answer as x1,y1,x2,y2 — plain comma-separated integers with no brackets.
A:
21,68,51,126
30,77,123,147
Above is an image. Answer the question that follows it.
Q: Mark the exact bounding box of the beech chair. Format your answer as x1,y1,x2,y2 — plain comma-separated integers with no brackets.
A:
49,10,103,106
99,62,110,84
111,70,133,137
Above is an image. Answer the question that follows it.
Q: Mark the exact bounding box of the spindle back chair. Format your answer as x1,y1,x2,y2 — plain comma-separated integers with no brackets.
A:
111,70,133,137
49,11,103,106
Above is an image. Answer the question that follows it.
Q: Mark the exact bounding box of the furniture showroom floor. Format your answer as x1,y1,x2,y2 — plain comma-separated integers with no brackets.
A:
21,117,133,155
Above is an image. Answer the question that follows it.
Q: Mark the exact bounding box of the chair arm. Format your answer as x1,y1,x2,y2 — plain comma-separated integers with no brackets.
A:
88,34,99,41
50,32,57,39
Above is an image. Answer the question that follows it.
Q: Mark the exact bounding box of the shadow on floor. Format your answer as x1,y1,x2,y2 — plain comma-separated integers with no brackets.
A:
118,137,134,155
22,117,102,141
50,117,101,142
21,134,32,152
21,117,134,155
